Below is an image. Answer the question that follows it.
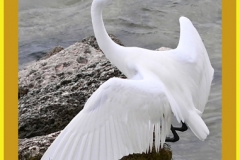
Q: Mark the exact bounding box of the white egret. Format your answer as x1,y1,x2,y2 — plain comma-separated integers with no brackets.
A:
41,0,214,159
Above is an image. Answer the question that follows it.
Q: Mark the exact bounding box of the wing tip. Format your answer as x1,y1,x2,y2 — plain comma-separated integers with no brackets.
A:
179,16,191,24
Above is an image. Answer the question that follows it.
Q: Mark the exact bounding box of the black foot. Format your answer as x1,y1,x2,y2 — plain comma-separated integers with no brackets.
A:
173,121,188,132
165,125,179,142
165,121,188,142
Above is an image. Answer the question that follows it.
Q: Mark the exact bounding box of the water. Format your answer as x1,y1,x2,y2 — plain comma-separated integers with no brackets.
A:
19,0,222,159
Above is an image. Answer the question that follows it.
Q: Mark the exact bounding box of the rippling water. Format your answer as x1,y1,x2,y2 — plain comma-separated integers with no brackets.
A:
19,0,222,159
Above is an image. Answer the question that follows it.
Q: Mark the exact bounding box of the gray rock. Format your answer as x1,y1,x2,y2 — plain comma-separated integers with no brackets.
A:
39,46,64,61
19,131,61,160
18,35,125,139
82,34,124,51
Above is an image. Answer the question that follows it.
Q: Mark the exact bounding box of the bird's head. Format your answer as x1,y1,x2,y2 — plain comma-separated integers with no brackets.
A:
92,0,112,8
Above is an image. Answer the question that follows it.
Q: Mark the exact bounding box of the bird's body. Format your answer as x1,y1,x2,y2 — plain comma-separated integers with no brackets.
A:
41,0,214,159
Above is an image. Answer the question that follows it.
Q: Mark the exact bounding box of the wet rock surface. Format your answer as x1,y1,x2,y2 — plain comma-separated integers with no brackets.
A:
18,35,172,160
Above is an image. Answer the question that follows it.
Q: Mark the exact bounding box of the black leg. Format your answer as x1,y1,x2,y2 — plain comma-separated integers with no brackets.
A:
165,121,188,142
173,121,188,132
165,125,179,142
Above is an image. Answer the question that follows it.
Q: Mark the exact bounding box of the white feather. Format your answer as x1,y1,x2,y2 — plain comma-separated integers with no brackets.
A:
41,0,214,160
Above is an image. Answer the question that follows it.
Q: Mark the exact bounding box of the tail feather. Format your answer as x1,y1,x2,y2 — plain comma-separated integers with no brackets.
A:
186,111,209,141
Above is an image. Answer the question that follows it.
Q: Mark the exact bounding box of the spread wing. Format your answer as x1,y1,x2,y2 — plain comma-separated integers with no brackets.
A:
41,78,172,160
176,16,214,113
160,16,213,140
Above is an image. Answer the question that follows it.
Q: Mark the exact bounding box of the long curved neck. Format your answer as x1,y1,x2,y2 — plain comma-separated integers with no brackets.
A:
91,1,127,74
91,2,115,52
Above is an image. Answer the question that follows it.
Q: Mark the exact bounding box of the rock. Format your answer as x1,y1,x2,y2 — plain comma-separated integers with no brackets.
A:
39,46,64,60
18,131,61,160
121,144,172,160
18,35,125,139
82,34,124,50
18,85,29,98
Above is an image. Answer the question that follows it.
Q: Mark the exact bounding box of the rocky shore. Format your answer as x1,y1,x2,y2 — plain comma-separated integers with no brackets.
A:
18,35,172,160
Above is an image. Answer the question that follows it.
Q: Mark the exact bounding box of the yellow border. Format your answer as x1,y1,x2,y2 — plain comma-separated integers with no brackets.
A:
0,0,4,159
223,0,236,159
4,0,18,159
0,0,236,159
237,0,240,159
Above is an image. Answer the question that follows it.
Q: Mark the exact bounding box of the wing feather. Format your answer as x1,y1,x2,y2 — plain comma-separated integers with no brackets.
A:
99,125,106,159
176,16,214,113
41,78,171,160
163,16,214,140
